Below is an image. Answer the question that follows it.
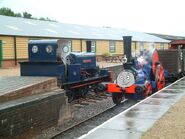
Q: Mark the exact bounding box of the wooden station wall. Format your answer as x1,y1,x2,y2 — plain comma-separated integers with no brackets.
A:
0,35,169,68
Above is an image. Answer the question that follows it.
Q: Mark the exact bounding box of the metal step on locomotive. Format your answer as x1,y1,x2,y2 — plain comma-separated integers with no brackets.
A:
20,39,111,102
107,36,166,104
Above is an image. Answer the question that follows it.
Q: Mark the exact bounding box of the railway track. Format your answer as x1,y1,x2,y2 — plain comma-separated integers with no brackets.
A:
49,98,134,139
40,82,171,139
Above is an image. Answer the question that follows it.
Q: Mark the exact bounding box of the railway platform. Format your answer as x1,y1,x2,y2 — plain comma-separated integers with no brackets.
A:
0,76,71,138
79,77,185,139
0,76,58,102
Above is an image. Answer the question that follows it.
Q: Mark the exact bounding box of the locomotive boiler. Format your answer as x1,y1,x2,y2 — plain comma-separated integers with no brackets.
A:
107,36,165,104
20,39,110,102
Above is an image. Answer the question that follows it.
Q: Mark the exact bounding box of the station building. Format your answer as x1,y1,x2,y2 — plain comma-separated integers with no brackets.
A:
0,15,169,68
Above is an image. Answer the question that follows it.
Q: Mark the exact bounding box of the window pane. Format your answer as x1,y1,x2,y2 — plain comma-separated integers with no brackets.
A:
139,42,144,51
91,41,96,52
149,43,155,49
160,43,164,49
109,41,115,53
68,40,72,52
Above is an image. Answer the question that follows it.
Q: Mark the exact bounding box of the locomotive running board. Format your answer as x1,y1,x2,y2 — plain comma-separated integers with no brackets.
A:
61,76,109,89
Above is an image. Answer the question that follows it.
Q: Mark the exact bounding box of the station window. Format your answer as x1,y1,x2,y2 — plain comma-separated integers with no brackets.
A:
91,41,96,52
139,42,144,51
149,43,155,49
160,43,164,50
109,41,116,53
68,40,72,52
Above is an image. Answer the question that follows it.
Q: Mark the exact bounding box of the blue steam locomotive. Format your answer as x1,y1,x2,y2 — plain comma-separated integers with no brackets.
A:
20,39,110,101
107,36,165,104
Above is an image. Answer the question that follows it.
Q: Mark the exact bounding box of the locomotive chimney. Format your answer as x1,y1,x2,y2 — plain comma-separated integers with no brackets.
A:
123,36,132,62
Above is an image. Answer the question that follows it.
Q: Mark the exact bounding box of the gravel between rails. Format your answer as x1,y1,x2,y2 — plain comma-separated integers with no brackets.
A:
34,95,115,139
34,94,137,139
53,99,137,139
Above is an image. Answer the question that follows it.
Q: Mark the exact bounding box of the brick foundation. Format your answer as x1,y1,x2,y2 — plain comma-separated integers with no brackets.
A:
1,59,27,69
0,90,70,139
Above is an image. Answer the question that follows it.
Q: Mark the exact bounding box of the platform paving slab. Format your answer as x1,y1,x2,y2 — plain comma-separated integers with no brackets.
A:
0,76,57,102
79,77,185,139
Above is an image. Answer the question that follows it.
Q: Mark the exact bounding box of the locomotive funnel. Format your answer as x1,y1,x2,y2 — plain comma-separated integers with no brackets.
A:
123,36,132,62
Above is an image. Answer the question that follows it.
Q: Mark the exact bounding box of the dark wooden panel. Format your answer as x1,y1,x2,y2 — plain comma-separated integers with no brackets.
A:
158,50,180,73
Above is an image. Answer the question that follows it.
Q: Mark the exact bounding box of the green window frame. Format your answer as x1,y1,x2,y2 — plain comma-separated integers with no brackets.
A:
109,41,116,53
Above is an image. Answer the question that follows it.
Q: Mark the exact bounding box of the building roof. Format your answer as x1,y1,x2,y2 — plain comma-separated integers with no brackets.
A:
0,15,169,43
148,33,185,41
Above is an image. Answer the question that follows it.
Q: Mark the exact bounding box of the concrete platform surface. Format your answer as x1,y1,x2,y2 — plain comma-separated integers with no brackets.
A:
79,77,185,139
0,76,57,102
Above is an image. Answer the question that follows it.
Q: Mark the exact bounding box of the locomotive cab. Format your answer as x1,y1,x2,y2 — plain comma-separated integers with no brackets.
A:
29,39,71,63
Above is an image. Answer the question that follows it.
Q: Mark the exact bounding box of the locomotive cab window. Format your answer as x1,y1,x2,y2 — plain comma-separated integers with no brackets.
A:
109,41,116,53
46,45,53,53
32,45,38,53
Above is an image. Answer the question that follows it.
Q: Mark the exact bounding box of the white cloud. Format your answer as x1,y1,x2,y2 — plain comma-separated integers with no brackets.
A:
1,0,185,36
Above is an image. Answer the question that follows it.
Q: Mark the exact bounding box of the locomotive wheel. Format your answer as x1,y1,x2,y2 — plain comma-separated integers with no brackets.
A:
155,65,165,90
112,92,124,105
94,83,106,93
145,83,152,97
78,87,89,97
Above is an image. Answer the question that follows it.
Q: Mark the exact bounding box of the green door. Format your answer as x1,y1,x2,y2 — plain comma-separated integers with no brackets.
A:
0,40,2,68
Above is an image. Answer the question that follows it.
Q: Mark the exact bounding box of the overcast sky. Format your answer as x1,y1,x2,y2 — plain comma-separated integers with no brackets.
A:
0,0,185,36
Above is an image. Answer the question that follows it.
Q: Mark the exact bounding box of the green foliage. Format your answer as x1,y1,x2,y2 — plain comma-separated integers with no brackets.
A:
14,13,22,17
103,52,111,57
23,11,32,18
0,7,56,22
39,17,56,22
0,7,15,16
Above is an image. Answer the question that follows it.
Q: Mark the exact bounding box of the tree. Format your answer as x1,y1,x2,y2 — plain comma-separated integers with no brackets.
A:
14,13,22,17
23,11,32,18
0,7,15,16
39,17,46,21
0,7,56,22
